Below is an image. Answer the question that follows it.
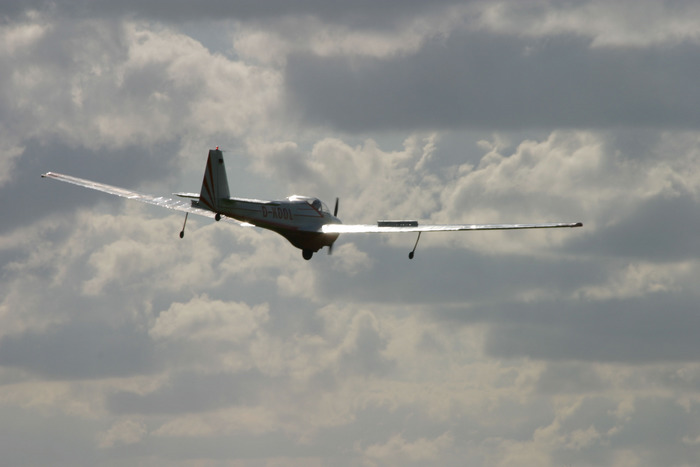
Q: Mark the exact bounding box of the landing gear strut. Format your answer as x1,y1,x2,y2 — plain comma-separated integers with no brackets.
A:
302,249,313,260
408,232,422,259
179,213,188,238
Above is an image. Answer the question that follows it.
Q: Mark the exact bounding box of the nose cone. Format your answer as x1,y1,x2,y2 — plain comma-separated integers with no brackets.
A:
326,213,342,226
325,231,340,246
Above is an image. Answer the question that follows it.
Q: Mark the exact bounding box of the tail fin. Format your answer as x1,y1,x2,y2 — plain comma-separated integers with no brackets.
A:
199,148,230,211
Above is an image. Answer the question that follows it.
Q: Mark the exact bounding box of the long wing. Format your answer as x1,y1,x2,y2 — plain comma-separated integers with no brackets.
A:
41,172,253,227
322,221,582,234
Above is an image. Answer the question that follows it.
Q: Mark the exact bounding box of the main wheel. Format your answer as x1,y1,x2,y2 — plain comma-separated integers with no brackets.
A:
302,249,313,260
215,213,221,221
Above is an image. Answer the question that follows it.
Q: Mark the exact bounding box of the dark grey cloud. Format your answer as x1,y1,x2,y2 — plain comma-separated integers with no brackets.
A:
484,294,700,363
535,362,609,394
1,0,464,25
317,243,597,305
0,139,179,234
0,407,101,467
0,0,48,20
130,431,320,464
0,320,156,379
286,32,700,132
571,192,700,262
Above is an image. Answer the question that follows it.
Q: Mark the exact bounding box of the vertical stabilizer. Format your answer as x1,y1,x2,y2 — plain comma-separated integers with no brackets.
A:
199,148,230,211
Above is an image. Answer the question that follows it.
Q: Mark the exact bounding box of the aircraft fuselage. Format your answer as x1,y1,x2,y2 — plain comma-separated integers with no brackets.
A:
194,195,341,253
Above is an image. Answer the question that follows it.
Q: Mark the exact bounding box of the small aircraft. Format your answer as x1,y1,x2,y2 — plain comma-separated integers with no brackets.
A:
42,148,582,260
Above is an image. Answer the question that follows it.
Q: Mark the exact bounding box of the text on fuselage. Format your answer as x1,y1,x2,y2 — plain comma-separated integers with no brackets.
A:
261,206,294,220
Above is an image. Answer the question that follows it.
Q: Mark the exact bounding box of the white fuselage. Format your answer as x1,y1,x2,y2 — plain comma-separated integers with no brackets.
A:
194,195,341,252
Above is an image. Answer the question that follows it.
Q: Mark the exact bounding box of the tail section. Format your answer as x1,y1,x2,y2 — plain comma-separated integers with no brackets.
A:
199,148,230,212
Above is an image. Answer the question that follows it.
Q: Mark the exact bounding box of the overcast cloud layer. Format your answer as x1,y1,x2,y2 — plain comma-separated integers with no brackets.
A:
2,1,700,466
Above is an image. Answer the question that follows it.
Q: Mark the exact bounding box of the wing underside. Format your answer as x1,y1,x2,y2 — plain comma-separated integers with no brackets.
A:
322,222,582,234
41,172,252,227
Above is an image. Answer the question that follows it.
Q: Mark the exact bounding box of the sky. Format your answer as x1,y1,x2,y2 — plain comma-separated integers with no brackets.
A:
2,1,700,465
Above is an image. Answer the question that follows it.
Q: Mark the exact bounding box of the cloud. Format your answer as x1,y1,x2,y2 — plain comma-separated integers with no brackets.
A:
572,192,700,262
149,295,269,343
484,294,700,363
7,0,465,24
3,2,700,466
0,321,156,379
363,431,454,465
285,31,700,132
476,0,700,48
97,418,147,448
108,370,274,415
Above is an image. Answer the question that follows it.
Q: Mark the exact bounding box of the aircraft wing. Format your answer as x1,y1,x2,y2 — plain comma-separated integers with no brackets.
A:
322,221,582,233
41,172,253,227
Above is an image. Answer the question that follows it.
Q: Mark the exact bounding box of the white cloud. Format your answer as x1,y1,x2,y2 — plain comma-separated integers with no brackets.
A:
0,19,48,56
363,431,454,465
329,242,373,275
97,418,147,448
150,295,269,343
0,15,282,162
232,5,469,65
576,261,693,300
0,140,24,189
247,134,442,224
150,406,278,438
477,0,700,48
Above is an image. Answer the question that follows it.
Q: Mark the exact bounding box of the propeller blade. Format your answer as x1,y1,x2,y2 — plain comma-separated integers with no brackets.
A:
328,197,339,255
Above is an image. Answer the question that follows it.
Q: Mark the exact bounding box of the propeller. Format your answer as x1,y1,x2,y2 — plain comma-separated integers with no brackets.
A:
328,197,339,255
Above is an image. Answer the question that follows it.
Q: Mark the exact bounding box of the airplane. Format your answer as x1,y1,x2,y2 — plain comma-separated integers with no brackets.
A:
42,148,582,260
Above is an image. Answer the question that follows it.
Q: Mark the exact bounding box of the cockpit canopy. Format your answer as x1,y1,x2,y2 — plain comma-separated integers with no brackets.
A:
310,198,331,215
288,195,331,215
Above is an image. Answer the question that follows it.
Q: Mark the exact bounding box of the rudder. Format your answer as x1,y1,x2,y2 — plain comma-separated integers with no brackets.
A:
199,148,230,211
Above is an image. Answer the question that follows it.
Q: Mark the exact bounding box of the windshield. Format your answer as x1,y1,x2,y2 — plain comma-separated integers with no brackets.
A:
310,199,331,215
